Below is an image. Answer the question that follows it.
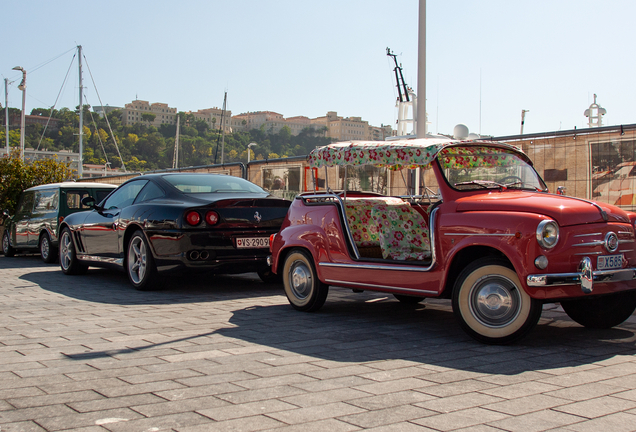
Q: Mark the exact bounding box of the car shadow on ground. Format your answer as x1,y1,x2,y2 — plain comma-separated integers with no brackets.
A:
213,291,636,374
13,255,283,306
9,255,636,374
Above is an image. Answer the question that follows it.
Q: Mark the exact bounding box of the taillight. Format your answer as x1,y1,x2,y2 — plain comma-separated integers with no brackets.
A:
205,211,219,225
185,211,201,226
269,234,276,252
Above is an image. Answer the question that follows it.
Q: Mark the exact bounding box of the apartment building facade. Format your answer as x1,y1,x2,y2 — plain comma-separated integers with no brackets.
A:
121,100,177,127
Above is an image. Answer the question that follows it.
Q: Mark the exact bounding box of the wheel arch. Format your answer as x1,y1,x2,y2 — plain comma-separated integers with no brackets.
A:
122,224,149,264
441,245,511,299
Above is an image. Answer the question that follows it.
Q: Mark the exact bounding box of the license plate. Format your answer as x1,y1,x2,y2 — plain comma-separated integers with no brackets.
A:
236,237,269,249
597,254,623,270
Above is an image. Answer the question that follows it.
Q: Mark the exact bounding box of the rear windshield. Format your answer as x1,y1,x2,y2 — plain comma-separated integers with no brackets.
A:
163,174,265,194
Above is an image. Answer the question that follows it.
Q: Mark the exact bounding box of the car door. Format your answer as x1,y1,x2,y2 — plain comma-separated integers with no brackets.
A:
80,180,148,258
13,192,34,248
28,188,59,246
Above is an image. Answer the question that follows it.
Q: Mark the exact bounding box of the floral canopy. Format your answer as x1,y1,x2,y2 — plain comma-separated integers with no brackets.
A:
307,138,525,170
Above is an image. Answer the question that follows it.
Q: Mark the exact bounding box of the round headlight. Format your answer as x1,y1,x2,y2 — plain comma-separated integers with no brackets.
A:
536,220,559,249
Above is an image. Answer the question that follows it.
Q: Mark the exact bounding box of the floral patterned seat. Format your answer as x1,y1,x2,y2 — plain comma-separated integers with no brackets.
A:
344,197,409,247
371,204,431,261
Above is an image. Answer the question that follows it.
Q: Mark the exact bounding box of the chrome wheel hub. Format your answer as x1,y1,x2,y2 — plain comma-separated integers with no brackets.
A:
41,238,49,258
290,262,312,299
60,233,72,270
128,238,147,284
470,275,521,328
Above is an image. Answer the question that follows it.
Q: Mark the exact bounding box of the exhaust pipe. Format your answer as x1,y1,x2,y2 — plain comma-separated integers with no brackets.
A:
189,251,200,260
199,251,209,260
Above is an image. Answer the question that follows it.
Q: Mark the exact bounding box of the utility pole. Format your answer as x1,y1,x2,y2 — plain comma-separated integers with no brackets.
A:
78,45,84,178
520,109,529,135
416,0,426,138
172,115,180,169
4,78,9,154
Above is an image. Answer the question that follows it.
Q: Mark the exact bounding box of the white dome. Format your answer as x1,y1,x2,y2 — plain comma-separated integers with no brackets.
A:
453,124,469,140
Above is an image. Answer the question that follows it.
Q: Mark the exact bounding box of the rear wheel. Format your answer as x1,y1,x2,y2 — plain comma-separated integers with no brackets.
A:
452,257,542,344
282,249,329,312
2,231,16,257
59,228,88,275
39,233,57,263
127,230,160,291
561,290,636,329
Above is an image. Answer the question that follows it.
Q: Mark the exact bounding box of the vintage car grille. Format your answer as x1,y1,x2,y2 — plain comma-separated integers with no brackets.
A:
571,228,635,256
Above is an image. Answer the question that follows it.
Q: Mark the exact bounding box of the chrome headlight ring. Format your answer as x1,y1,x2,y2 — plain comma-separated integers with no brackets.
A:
536,219,559,250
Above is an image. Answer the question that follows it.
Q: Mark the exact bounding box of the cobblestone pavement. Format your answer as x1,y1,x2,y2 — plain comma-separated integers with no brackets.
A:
1,256,636,432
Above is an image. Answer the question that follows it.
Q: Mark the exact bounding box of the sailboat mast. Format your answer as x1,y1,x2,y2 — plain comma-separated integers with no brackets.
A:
220,92,227,165
173,115,180,169
78,45,84,178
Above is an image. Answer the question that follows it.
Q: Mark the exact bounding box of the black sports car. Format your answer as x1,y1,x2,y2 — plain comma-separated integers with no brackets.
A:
59,173,291,290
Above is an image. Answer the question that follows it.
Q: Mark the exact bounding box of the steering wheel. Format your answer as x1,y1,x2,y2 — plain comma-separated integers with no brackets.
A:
500,175,523,184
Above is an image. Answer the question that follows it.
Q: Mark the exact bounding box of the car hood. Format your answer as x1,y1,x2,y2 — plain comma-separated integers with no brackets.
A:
455,191,632,226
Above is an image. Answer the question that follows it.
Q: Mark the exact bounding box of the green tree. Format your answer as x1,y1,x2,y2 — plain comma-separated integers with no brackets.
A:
141,113,156,123
0,150,75,218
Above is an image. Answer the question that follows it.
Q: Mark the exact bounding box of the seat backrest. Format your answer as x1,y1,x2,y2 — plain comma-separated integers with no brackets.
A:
371,204,431,261
344,197,409,247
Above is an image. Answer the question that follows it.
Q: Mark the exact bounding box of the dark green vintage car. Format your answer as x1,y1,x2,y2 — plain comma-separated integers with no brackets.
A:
2,182,117,263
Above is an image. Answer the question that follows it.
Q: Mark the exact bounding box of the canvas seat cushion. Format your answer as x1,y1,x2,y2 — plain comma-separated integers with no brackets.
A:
344,197,408,247
371,204,431,260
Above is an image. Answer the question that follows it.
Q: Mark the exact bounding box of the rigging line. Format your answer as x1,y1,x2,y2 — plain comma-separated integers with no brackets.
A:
83,53,127,172
83,93,111,167
36,53,77,151
27,47,77,75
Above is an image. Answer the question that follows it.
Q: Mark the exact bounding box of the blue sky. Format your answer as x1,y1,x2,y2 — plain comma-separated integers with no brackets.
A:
3,0,634,137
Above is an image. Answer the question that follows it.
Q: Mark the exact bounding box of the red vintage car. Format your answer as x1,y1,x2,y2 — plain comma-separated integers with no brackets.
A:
268,138,636,344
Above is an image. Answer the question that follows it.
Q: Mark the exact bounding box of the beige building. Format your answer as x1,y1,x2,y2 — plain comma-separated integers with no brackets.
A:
311,111,375,141
188,108,233,133
122,100,177,127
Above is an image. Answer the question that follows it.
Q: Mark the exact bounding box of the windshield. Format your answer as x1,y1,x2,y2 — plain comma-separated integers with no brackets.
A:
163,174,266,194
439,146,547,192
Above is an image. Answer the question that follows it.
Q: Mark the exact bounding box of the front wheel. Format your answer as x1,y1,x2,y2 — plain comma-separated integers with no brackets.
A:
59,228,88,275
282,249,329,312
560,290,636,329
40,233,57,263
452,258,542,344
127,230,160,291
2,231,16,257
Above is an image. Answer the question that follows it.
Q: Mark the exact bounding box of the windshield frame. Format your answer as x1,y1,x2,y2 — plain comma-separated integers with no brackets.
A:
435,145,548,193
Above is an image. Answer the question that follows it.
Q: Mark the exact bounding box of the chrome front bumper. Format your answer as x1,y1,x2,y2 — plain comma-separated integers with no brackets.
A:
527,257,636,294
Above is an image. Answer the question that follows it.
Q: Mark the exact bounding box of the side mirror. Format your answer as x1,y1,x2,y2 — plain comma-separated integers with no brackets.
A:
556,186,567,196
81,196,97,209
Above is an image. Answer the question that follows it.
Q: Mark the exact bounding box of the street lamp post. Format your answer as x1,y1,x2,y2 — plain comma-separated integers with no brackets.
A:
247,142,257,164
12,66,26,162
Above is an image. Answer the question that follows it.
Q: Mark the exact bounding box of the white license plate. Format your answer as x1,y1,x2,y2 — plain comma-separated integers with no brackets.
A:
597,254,624,270
236,237,269,249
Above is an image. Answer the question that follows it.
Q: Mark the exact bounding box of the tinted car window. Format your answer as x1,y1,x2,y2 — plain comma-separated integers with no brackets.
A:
135,181,165,204
34,189,59,212
17,193,34,214
103,180,148,210
94,189,113,205
67,191,92,209
163,174,265,194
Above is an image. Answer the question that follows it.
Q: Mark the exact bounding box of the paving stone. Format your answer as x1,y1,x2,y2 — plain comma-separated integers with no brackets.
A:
2,259,636,431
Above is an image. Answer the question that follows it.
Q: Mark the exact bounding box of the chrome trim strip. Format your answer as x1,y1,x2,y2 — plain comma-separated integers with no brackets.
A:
527,267,636,287
325,279,438,295
619,249,634,253
320,261,429,272
573,241,604,247
573,252,603,256
619,239,633,244
574,232,602,237
77,254,124,265
444,233,516,237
